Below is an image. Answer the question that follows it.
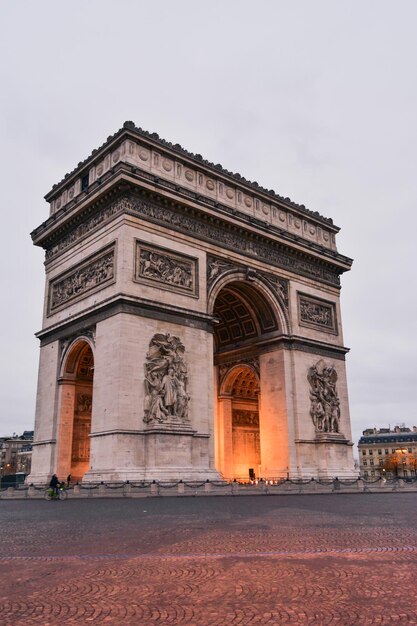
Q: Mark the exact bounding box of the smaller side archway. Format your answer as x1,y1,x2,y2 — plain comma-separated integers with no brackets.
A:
56,339,94,482
216,364,261,480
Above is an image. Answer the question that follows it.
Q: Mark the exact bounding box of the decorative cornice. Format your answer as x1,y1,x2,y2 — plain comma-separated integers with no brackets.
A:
126,194,345,286
45,121,336,228
214,335,349,364
38,190,349,287
32,439,57,447
33,167,349,265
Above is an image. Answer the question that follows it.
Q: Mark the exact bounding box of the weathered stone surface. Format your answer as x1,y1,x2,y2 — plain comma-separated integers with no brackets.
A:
28,125,355,484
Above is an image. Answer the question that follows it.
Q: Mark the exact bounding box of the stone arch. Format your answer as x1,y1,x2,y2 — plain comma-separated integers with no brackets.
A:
219,362,260,396
56,338,94,481
208,269,289,337
60,335,95,378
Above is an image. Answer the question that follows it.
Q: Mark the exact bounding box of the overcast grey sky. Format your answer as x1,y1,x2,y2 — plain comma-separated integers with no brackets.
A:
1,1,416,448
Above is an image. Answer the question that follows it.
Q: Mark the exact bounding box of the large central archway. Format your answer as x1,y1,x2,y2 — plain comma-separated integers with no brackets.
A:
211,276,287,481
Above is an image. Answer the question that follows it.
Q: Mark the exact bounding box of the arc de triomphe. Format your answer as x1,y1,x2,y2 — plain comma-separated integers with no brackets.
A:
28,122,354,483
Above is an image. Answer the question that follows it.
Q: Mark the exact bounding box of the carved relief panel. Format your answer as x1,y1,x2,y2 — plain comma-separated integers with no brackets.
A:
135,240,198,297
143,333,190,425
307,360,341,434
232,410,260,427
48,243,116,314
298,293,337,334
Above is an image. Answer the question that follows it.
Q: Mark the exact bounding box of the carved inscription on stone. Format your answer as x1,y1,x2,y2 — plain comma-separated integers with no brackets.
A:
298,293,337,333
307,359,341,434
232,410,259,428
135,241,198,297
49,245,115,313
143,333,190,425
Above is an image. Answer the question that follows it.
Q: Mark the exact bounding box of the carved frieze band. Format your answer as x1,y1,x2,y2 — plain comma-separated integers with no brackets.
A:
48,244,116,314
46,199,124,260
45,193,340,286
135,241,198,297
298,292,337,334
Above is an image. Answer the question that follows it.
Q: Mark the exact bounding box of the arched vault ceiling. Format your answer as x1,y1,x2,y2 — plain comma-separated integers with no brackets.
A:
76,345,94,380
64,342,94,380
213,282,278,349
231,368,259,399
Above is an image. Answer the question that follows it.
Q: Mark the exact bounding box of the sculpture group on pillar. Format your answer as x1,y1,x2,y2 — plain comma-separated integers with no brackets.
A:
144,333,190,424
308,359,341,434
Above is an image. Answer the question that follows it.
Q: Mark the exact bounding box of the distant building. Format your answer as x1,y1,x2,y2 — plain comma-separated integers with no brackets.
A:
358,426,417,479
0,431,34,477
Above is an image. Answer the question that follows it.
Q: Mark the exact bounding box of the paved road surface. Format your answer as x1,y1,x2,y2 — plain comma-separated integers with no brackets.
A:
1,494,416,625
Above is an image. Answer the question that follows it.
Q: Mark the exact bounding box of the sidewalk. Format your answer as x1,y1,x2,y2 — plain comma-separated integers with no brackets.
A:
1,477,415,499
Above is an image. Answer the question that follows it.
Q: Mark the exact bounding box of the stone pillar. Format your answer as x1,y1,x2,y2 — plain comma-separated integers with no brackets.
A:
56,380,76,479
27,341,60,483
258,350,293,478
216,394,233,479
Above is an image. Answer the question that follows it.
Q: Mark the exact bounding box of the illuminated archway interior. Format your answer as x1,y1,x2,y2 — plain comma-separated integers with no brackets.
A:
214,281,279,480
58,341,94,481
229,366,260,480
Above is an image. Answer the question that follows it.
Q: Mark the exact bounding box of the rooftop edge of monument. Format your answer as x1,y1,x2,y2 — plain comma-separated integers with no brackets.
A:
44,121,336,228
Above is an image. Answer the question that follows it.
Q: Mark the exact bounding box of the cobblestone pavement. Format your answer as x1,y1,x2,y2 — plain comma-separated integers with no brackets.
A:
1,494,417,625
